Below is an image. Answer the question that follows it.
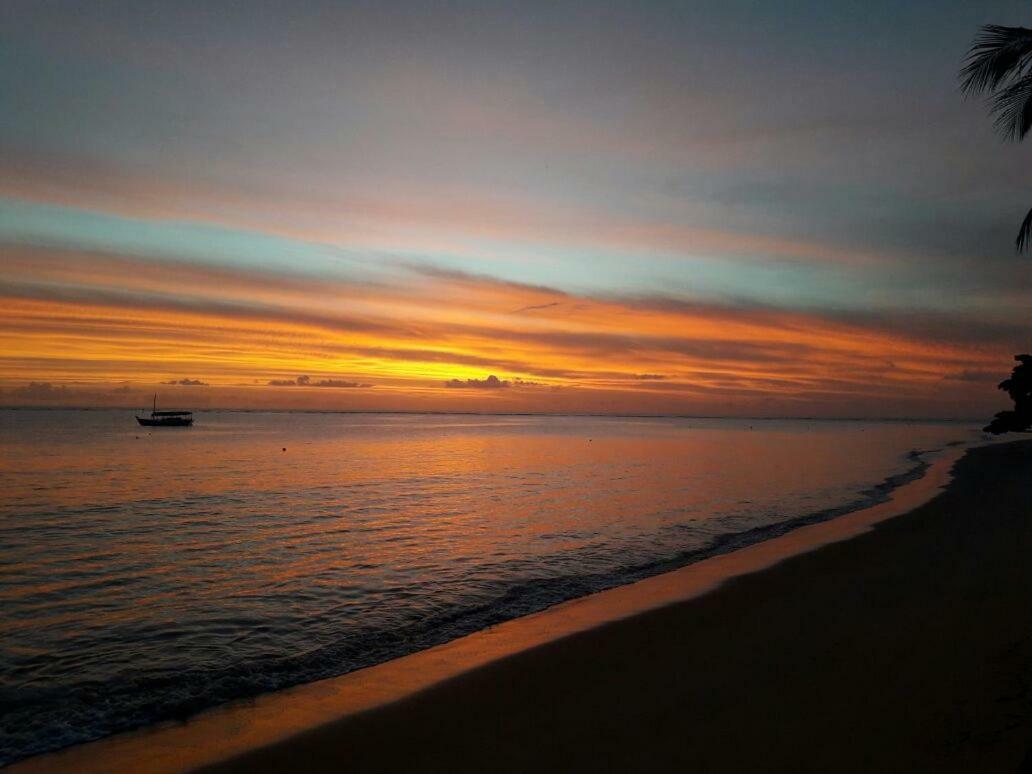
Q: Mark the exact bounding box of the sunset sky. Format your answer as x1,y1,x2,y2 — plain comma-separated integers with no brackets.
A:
2,0,1030,417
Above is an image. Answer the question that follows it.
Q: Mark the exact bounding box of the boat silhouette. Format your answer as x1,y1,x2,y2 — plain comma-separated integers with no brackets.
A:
136,394,193,427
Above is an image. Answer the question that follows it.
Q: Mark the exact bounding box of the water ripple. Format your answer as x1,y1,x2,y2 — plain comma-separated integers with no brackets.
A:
0,410,974,765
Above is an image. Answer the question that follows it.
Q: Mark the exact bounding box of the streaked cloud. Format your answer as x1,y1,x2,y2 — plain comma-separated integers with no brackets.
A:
2,1,1029,417
0,238,1016,416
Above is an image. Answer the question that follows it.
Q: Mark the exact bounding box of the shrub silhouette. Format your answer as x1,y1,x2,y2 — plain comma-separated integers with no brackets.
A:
984,354,1032,434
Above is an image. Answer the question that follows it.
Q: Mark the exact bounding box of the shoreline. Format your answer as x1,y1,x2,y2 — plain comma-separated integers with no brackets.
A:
9,441,988,773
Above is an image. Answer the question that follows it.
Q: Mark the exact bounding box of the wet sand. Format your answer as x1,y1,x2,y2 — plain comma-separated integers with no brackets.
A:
14,440,1032,773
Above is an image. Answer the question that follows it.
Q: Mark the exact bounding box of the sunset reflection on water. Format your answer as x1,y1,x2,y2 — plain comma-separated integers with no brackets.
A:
0,410,973,763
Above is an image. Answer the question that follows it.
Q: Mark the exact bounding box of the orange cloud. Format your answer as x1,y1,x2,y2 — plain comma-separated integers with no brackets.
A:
0,244,1013,417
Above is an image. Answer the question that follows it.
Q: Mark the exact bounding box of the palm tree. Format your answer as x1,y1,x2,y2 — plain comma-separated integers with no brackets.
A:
961,24,1032,251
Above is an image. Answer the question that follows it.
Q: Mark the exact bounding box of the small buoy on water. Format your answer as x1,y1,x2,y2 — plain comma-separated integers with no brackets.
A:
282,447,286,452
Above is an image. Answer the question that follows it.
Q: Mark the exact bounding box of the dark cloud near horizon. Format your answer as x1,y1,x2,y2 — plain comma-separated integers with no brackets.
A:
164,377,207,385
268,375,370,388
9,381,72,399
444,375,510,389
5,381,133,402
314,378,371,388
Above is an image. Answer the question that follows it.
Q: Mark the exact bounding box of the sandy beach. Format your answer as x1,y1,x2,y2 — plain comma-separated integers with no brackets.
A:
9,438,1030,773
199,439,1032,773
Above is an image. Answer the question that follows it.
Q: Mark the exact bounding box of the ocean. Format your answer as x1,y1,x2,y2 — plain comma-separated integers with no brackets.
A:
0,409,977,764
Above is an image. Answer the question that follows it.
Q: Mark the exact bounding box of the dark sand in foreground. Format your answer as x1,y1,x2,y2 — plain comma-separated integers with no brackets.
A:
202,440,1032,774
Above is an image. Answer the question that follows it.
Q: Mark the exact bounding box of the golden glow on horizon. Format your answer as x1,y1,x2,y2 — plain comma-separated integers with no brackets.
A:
0,244,1007,417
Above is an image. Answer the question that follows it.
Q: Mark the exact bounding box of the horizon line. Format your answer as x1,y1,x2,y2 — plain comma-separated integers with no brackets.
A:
0,405,987,424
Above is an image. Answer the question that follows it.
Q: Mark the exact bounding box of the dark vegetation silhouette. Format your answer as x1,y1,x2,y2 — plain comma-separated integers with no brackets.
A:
961,24,1032,251
984,355,1032,434
961,27,1031,434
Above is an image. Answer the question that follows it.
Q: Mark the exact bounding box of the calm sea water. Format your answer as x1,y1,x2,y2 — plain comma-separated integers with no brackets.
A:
0,410,976,763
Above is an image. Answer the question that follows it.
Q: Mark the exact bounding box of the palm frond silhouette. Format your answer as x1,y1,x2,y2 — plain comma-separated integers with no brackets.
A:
961,24,1032,252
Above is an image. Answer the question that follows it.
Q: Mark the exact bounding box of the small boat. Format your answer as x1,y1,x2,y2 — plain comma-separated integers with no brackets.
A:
136,395,193,427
